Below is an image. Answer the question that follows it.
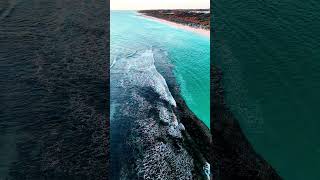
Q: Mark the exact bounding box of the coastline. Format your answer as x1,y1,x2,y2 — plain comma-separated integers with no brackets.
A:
139,13,210,38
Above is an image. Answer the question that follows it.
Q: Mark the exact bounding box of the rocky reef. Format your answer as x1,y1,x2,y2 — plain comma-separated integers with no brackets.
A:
139,9,210,30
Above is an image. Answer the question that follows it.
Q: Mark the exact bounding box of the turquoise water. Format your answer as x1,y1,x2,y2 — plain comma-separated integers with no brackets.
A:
111,11,210,127
214,1,320,179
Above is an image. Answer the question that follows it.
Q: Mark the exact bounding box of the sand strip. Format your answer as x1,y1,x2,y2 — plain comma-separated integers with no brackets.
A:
139,13,210,38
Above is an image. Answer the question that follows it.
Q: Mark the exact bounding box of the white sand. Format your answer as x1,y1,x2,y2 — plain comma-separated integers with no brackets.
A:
139,14,210,38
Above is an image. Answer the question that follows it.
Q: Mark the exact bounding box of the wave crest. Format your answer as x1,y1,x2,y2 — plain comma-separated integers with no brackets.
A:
111,49,176,107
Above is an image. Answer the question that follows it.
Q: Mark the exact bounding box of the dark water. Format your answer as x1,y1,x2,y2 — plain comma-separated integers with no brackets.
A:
0,0,109,179
214,0,320,179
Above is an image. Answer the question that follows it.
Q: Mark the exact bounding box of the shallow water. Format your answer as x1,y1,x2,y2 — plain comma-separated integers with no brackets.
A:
214,1,320,179
111,11,210,127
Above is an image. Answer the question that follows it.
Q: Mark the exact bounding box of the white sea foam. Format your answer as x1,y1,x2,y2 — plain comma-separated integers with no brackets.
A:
111,49,176,107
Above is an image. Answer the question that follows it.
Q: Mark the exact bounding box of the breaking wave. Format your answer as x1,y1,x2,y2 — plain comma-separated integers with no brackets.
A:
109,49,206,179
111,49,176,107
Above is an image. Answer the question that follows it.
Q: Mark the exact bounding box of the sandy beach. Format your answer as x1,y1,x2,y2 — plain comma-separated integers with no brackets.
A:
139,13,210,38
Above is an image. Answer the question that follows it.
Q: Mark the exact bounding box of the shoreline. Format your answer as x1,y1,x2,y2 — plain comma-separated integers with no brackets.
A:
139,13,210,38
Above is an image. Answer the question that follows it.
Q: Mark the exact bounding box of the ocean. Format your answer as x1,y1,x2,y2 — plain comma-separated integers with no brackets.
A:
110,11,210,127
214,1,320,179
110,11,211,179
0,0,108,178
